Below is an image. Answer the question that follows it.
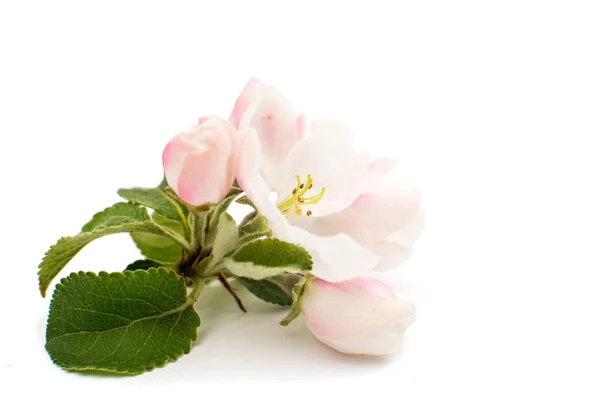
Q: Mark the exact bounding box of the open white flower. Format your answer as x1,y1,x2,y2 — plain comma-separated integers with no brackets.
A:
231,78,422,281
290,154,424,269
235,122,379,282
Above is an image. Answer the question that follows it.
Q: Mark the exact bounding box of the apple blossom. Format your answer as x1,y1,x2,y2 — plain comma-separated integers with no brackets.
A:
236,124,380,282
301,276,415,355
291,153,424,269
232,79,423,280
162,116,238,206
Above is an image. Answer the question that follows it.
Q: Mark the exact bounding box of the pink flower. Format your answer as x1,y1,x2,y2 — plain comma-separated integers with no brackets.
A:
301,276,415,355
162,116,238,206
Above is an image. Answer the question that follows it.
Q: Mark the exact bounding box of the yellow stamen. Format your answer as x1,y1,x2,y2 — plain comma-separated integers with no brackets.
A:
277,174,325,217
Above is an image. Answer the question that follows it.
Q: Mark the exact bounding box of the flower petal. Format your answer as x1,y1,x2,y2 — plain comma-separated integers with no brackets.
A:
230,78,301,179
236,128,289,233
302,277,415,355
284,225,380,282
163,117,237,206
162,134,193,192
273,136,367,217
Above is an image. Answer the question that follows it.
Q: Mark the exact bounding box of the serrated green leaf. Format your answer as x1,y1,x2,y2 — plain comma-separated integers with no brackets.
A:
223,238,312,280
125,259,164,271
46,268,201,374
131,213,185,263
38,203,191,297
237,277,292,306
81,202,155,233
211,213,238,264
117,186,189,224
238,213,271,246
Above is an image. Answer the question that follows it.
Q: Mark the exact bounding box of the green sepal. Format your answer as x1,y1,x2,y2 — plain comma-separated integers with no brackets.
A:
210,213,238,265
280,275,311,326
45,268,201,375
235,195,256,209
202,187,242,248
238,212,271,246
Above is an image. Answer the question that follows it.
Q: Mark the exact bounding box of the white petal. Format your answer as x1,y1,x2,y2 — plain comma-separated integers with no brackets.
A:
235,128,290,234
236,130,379,281
288,227,380,282
273,137,368,216
235,79,301,181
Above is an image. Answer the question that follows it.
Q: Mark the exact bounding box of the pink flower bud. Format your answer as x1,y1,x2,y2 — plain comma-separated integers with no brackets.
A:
162,116,238,206
302,277,415,355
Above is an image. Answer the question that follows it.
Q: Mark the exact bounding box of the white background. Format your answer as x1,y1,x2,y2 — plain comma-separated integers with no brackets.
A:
1,1,599,398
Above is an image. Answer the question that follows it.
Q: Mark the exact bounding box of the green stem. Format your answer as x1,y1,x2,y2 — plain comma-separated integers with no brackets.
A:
187,276,204,303
189,210,206,250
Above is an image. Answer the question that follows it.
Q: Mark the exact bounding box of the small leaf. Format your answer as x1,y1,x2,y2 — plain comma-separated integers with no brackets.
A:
238,213,271,246
280,276,310,326
125,259,164,271
211,213,238,264
117,186,189,224
46,268,201,374
38,203,190,297
223,238,312,280
235,195,256,209
131,213,185,263
237,277,293,306
203,187,242,247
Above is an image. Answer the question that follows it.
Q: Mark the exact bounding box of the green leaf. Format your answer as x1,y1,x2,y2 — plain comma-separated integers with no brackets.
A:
131,232,183,263
280,276,310,326
81,202,157,233
238,213,271,246
237,277,293,306
223,238,312,280
38,203,190,297
46,268,201,374
125,259,164,271
211,213,238,264
203,187,242,248
117,186,189,224
131,213,185,263
235,195,256,209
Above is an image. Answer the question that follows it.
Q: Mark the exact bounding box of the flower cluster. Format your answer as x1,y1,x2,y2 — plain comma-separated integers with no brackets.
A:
37,78,423,375
163,78,423,355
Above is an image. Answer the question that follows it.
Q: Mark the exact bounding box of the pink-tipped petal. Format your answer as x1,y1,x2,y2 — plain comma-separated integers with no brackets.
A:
302,277,415,355
230,78,304,178
229,78,259,128
162,116,238,206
